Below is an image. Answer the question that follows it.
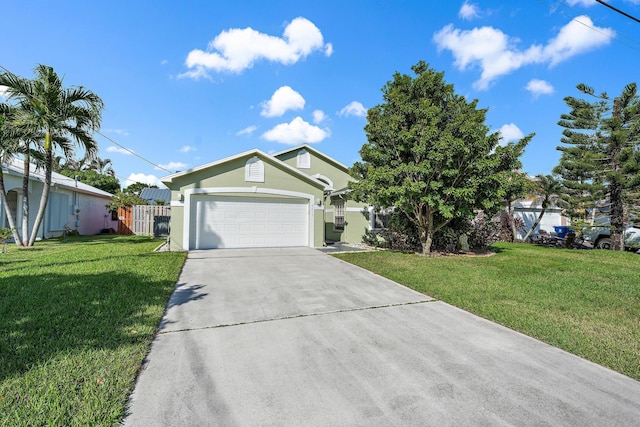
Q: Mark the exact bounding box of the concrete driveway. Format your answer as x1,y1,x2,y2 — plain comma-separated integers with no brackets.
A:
124,247,640,426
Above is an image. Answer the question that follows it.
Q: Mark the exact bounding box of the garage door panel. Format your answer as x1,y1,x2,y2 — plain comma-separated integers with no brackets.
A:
194,196,309,249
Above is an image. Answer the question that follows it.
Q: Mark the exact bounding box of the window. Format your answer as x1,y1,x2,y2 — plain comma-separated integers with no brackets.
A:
245,156,264,182
334,200,345,231
48,192,70,231
297,149,310,169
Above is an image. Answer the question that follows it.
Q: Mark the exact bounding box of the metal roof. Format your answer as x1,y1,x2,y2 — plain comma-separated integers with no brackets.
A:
140,188,171,204
2,158,113,199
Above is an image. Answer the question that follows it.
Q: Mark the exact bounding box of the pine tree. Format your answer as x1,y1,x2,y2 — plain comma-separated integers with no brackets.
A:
555,83,640,250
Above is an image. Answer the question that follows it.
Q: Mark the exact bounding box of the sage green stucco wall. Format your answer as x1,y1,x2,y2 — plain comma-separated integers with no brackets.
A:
275,148,353,191
168,206,184,251
165,153,326,250
324,196,370,244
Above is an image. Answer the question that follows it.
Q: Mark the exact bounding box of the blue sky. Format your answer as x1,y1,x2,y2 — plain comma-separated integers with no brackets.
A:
2,0,639,188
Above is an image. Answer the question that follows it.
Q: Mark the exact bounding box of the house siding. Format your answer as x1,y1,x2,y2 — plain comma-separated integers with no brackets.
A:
165,153,325,250
0,164,115,238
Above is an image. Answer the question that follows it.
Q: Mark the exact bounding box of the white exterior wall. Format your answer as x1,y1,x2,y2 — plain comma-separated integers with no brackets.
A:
513,205,566,239
0,171,115,238
76,192,116,234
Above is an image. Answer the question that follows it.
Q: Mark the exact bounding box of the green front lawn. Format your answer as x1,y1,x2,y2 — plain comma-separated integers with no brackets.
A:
0,235,186,426
335,243,640,382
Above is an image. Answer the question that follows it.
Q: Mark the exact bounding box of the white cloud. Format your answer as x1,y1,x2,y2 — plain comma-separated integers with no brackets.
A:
338,101,367,117
542,16,614,66
499,123,524,143
325,43,334,56
161,59,168,65
0,86,8,99
433,15,613,90
261,116,330,145
106,146,134,155
179,145,195,153
156,161,188,171
125,173,164,187
236,125,258,136
312,110,327,124
459,1,480,20
525,79,554,97
261,86,305,117
179,17,331,78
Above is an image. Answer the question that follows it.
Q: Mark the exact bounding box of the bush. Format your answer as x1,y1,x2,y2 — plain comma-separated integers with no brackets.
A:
468,211,503,249
362,212,477,253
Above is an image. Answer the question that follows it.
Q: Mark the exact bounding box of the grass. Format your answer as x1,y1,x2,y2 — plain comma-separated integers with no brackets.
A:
0,235,187,426
334,242,640,382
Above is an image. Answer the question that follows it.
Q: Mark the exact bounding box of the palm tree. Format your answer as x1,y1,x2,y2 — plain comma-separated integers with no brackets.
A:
0,103,51,246
522,174,566,241
0,105,23,244
0,65,103,246
84,156,115,176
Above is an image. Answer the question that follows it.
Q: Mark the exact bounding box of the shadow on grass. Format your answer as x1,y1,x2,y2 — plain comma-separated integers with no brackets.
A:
0,269,196,383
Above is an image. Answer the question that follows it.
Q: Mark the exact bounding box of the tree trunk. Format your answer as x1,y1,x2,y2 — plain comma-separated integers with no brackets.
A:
417,205,434,256
21,155,30,246
522,204,547,241
609,181,624,251
0,168,23,246
507,200,517,242
28,135,52,246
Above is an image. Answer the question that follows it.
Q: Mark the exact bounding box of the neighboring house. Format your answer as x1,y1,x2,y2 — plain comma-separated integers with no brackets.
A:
0,158,117,238
162,145,373,251
140,188,171,205
512,199,568,239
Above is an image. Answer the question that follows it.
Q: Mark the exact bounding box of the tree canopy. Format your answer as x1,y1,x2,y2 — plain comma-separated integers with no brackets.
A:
555,83,640,250
0,65,103,246
59,169,120,194
350,61,530,255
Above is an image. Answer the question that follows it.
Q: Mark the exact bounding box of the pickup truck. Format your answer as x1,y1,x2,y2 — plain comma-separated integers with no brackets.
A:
582,219,640,250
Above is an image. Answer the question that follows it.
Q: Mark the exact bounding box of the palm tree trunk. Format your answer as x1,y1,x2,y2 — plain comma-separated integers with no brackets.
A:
21,155,30,246
0,167,23,246
28,136,52,246
523,206,547,241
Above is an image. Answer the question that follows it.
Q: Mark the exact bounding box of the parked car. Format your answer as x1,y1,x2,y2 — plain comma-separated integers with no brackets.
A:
582,218,640,250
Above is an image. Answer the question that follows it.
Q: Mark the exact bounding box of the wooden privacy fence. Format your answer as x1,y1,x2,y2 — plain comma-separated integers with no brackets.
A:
117,205,171,237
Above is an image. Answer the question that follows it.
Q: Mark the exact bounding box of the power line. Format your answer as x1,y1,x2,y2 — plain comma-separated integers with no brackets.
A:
96,130,172,174
595,0,640,24
532,0,640,53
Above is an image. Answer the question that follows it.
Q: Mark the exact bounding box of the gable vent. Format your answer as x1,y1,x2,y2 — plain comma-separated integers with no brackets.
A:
245,156,264,182
297,149,311,169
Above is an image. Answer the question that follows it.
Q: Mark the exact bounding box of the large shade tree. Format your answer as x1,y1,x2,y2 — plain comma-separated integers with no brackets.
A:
555,83,640,251
0,65,103,246
350,61,530,255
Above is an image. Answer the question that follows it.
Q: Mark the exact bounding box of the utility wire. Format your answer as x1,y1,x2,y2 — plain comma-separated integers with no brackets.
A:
595,0,640,24
1,64,174,175
96,131,172,174
533,0,640,53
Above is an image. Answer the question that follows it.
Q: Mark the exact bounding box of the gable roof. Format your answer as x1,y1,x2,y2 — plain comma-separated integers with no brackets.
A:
272,144,350,172
2,158,114,199
160,148,329,190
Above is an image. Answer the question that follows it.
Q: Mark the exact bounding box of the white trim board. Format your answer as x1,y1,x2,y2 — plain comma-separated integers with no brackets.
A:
182,187,316,250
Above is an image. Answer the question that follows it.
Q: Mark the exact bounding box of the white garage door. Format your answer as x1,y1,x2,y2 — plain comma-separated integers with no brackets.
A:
194,196,309,249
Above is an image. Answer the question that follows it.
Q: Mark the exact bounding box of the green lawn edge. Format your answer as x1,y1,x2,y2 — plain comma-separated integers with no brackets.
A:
334,242,640,382
0,235,187,426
